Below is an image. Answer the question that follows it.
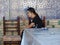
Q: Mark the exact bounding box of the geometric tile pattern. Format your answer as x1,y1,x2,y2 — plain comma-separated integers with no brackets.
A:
0,0,60,20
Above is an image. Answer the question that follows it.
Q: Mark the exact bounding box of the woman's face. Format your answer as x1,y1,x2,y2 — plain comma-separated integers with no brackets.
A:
27,11,32,18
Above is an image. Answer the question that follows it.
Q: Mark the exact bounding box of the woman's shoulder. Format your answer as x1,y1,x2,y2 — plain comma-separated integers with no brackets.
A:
36,15,41,19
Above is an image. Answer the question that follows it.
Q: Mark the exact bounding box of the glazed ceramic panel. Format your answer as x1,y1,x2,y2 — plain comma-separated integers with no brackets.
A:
0,0,60,20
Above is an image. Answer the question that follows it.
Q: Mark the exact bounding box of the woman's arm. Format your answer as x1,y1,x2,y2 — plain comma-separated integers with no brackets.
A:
26,23,35,28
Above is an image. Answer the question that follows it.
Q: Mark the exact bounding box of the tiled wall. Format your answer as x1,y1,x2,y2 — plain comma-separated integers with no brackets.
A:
46,19,60,28
0,0,60,44
0,0,60,20
0,21,3,45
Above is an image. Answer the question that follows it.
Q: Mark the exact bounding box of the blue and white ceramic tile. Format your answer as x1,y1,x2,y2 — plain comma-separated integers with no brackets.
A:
0,0,60,20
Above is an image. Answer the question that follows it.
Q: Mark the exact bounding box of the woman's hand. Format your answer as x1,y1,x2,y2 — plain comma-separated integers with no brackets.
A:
26,23,35,28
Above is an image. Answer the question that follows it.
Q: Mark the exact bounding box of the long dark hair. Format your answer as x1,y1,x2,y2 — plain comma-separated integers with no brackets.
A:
27,7,38,16
27,7,38,24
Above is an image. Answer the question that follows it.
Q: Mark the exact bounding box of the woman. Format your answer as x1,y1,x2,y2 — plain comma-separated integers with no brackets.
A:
26,7,43,28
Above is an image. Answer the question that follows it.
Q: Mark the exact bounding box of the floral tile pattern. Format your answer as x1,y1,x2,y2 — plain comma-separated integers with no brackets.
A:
0,0,60,20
